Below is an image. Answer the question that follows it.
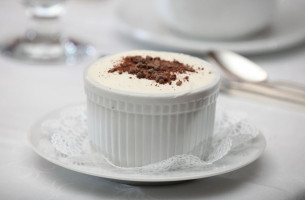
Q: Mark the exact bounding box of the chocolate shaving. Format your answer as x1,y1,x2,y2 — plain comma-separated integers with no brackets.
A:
108,56,196,85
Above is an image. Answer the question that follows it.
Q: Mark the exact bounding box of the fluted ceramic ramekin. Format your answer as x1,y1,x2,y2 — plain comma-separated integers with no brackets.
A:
84,53,220,167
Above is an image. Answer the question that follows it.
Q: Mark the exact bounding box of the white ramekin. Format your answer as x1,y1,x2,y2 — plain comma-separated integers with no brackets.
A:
84,56,220,167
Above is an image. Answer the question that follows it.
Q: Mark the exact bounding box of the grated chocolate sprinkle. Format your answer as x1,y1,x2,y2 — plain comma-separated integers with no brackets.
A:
176,80,182,86
108,56,196,86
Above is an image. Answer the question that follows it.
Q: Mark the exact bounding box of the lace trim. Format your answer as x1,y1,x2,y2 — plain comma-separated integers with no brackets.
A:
39,105,260,174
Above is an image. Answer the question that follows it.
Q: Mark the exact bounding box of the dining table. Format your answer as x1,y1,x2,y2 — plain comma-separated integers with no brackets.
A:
0,0,305,199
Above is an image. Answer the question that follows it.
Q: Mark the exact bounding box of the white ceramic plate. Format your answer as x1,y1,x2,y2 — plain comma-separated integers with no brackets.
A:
116,0,305,54
28,105,266,185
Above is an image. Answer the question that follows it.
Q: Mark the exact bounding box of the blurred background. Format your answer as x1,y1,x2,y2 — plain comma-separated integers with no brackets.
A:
1,0,305,61
0,0,304,108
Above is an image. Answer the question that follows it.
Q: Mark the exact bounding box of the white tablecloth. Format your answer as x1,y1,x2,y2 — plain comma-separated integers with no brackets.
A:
0,0,305,199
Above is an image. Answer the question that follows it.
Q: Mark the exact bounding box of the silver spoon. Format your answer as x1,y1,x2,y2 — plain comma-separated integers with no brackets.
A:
208,50,305,92
207,50,305,105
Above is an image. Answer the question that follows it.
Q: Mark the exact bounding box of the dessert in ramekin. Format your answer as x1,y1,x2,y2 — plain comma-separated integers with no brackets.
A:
84,50,220,167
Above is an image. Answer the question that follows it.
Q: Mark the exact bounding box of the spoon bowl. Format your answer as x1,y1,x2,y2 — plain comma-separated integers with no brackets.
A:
207,50,268,83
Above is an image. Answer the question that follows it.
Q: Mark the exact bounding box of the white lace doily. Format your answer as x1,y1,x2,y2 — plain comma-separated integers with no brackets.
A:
38,105,260,175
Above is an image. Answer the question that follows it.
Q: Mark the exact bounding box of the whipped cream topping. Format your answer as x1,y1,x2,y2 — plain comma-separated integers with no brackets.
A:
86,50,217,94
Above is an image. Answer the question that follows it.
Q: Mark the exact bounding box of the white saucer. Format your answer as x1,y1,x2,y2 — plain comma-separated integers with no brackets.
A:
28,105,266,185
116,0,305,54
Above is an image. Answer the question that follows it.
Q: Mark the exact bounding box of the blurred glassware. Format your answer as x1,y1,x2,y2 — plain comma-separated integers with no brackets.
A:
2,0,95,64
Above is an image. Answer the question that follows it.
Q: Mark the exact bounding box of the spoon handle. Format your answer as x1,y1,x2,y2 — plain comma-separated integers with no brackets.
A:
223,80,305,105
260,81,305,95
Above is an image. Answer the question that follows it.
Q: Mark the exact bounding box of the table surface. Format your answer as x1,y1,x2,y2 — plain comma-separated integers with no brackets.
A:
0,0,305,200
